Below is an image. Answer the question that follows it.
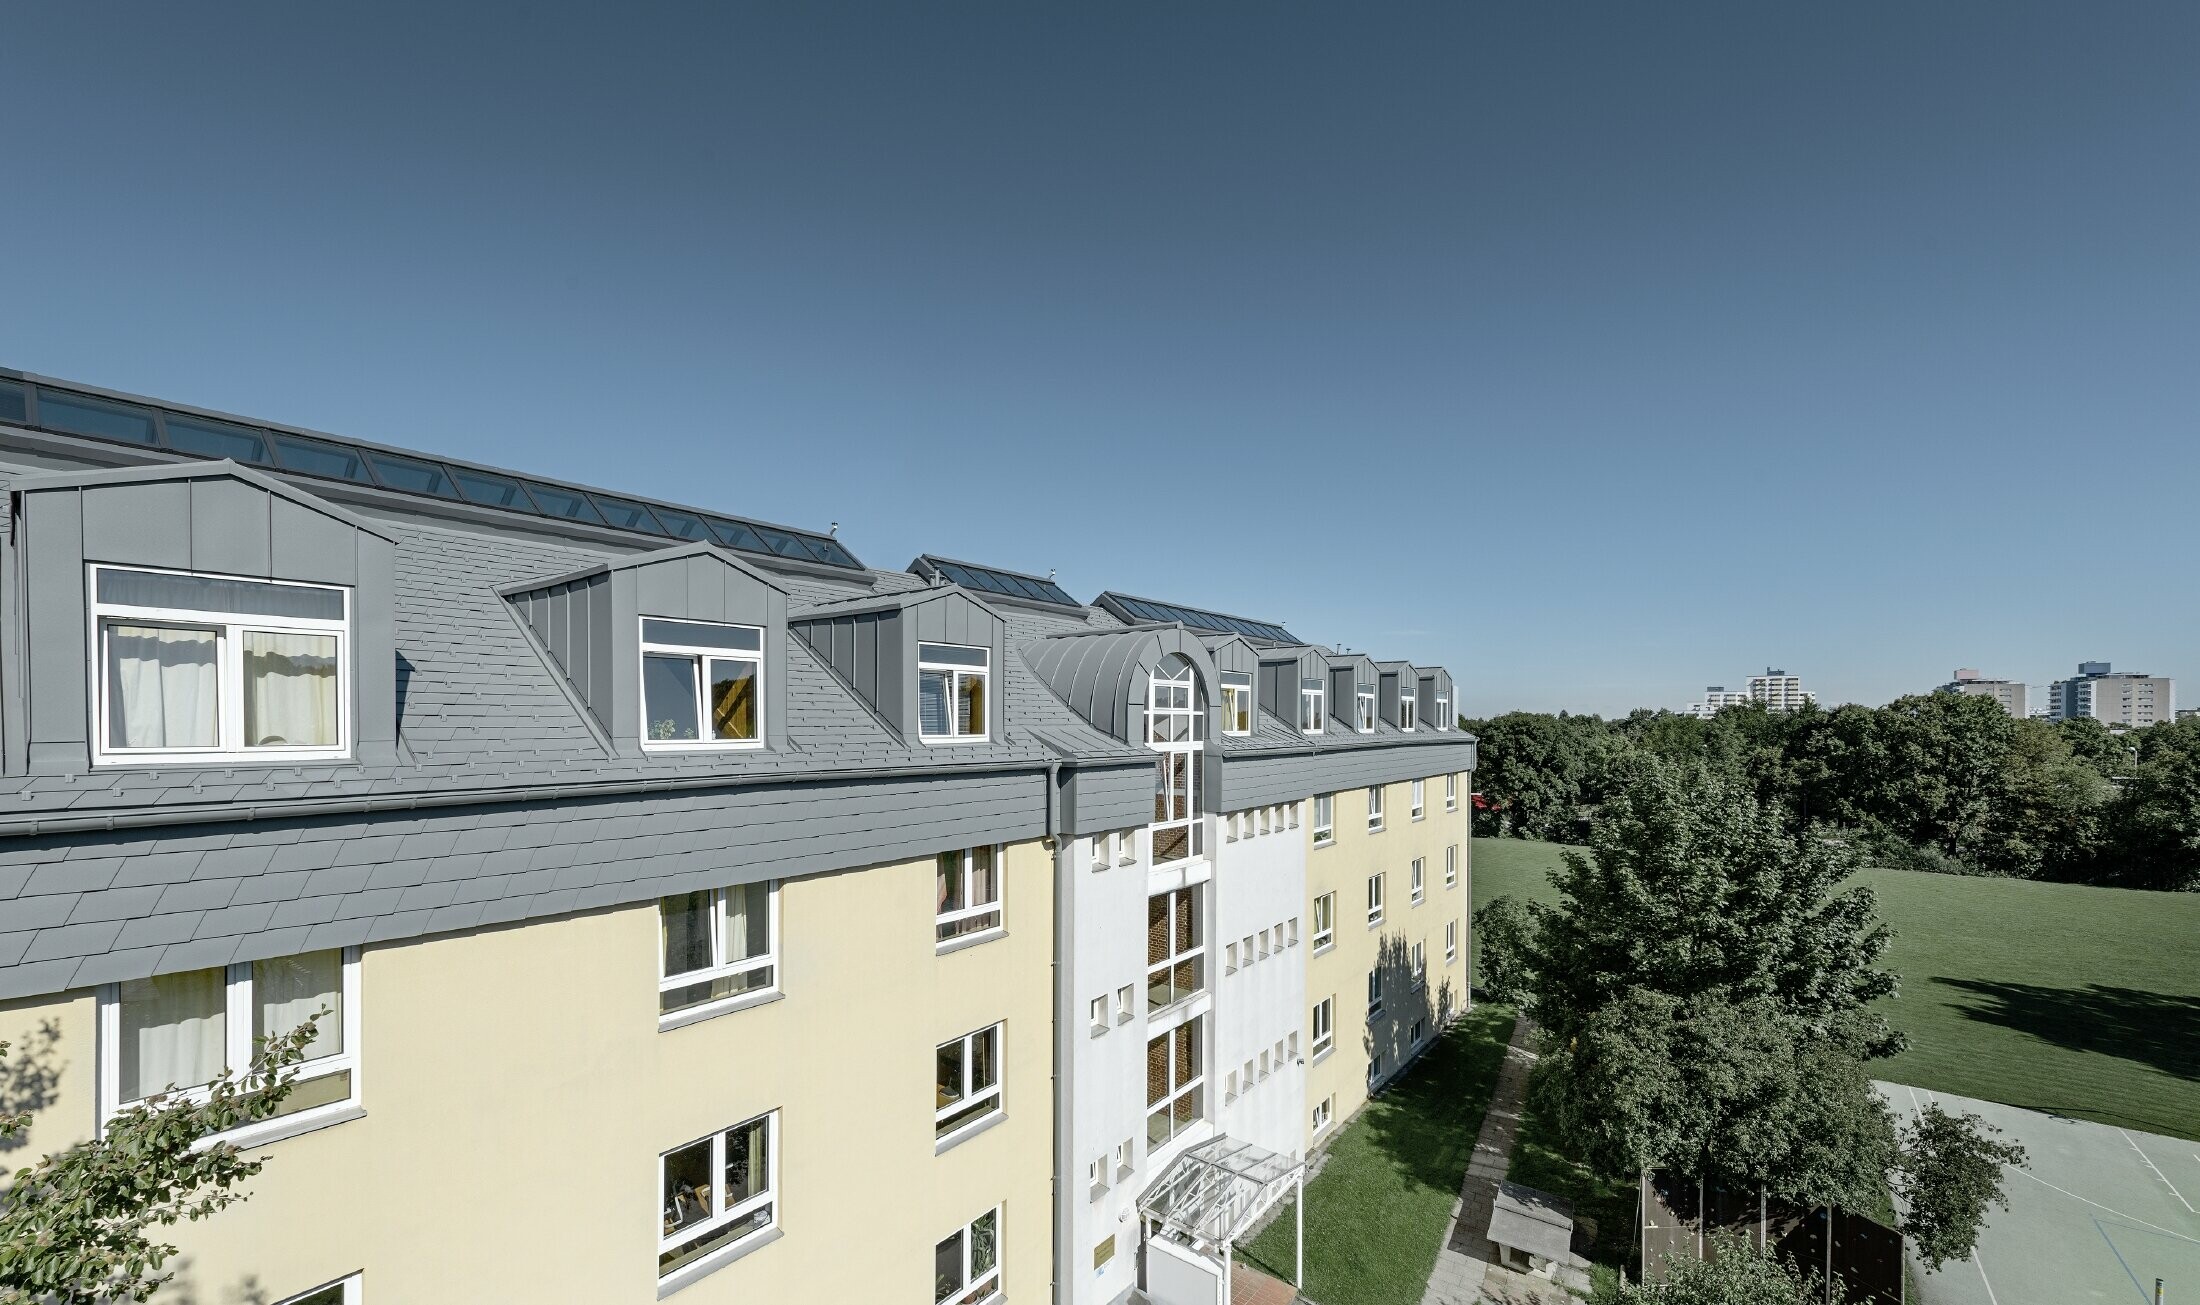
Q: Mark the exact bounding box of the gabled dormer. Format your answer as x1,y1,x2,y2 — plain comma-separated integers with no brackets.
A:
1200,634,1258,736
1326,651,1379,734
1377,660,1419,731
1418,667,1455,731
2,461,400,774
1254,645,1329,735
504,542,790,755
791,583,1007,745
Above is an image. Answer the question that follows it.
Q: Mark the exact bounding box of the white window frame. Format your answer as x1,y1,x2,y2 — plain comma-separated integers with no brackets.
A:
1366,873,1385,927
1311,997,1334,1059
1411,858,1426,904
98,948,363,1150
1446,773,1459,812
1299,680,1326,734
1145,1015,1205,1149
1312,793,1334,845
1356,685,1376,733
1368,967,1385,1020
936,846,1005,948
1411,779,1425,821
1146,885,1206,1013
272,1274,363,1305
1400,689,1417,732
937,1023,1005,1142
935,1205,1005,1304
1367,785,1385,832
660,882,781,1022
919,642,991,742
1446,919,1458,963
1312,1095,1334,1135
1312,892,1335,952
1412,941,1426,990
658,1110,777,1284
1446,843,1459,888
1220,673,1253,736
1147,657,1205,866
89,563,353,767
639,616,765,752
1435,694,1450,730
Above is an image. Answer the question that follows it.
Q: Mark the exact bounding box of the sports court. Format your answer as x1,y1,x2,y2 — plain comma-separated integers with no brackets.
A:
1882,1083,2200,1305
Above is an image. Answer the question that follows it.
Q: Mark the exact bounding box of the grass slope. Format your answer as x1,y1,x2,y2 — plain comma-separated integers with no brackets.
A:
1237,1006,1513,1305
1471,837,2200,1140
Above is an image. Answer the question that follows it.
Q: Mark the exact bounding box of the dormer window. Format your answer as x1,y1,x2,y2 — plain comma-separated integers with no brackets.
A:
919,643,989,741
1299,678,1325,734
91,565,350,765
1356,685,1376,733
641,618,762,749
1221,673,1253,736
1435,693,1450,729
1400,691,1417,731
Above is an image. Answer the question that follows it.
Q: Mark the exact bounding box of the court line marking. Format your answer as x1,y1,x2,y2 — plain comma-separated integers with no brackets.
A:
2008,1167,2200,1245
2095,1218,2155,1305
1905,1086,2003,1305
1973,1252,2000,1305
2120,1129,2196,1214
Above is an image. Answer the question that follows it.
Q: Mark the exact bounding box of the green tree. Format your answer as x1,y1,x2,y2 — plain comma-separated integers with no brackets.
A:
1867,693,2016,866
1978,718,2112,879
1893,1103,2026,1272
1617,1232,1841,1305
1470,896,1538,1008
1463,711,1609,840
2104,717,2200,891
0,1018,319,1305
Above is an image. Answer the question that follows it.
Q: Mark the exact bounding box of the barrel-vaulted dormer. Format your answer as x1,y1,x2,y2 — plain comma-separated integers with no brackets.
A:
1023,625,1219,746
503,542,791,755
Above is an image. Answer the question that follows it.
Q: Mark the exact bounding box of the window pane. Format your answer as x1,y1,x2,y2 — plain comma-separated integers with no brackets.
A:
1173,1020,1199,1086
1147,894,1170,965
643,653,701,741
118,967,226,1101
38,391,158,444
1146,1034,1169,1108
958,673,985,735
708,658,758,741
592,495,669,534
365,452,457,498
1173,888,1198,954
662,892,715,977
971,1210,999,1276
918,643,990,668
937,1040,966,1107
98,569,345,621
253,950,343,1061
724,882,771,964
936,1229,966,1301
662,1138,715,1237
968,846,997,907
972,1027,999,1091
106,624,219,749
271,434,373,483
938,853,965,915
524,483,606,523
726,1116,767,1204
642,619,762,652
919,670,950,736
453,469,535,508
243,631,339,748
0,379,26,423
164,416,273,464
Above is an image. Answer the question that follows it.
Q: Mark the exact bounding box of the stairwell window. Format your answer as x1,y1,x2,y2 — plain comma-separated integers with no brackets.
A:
934,1206,1003,1304
1299,678,1326,734
661,882,778,1019
919,643,990,740
1221,672,1253,735
1356,684,1376,733
1146,886,1205,1012
100,947,361,1146
937,846,1004,947
937,1024,1004,1141
1312,793,1334,845
1149,655,1205,865
1145,1016,1205,1147
91,565,350,765
641,618,762,749
659,1111,775,1282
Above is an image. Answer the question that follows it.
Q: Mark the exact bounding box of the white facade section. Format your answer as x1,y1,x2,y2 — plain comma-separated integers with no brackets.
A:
1213,803,1309,1175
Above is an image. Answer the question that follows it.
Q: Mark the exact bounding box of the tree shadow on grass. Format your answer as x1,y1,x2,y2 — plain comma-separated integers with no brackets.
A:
1932,977,2200,1080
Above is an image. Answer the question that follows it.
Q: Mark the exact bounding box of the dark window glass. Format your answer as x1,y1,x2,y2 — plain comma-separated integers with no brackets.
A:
37,391,158,445
592,495,669,534
97,568,345,620
643,619,762,652
796,534,844,565
810,537,860,568
651,507,710,541
163,416,273,465
0,380,27,424
707,518,767,553
753,527,810,559
365,452,458,498
453,470,536,509
273,434,374,483
523,483,606,523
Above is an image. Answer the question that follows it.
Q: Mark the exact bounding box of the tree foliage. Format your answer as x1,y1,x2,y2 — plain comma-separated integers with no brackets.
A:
1466,696,2194,890
1471,896,1539,1009
1617,1233,1842,1305
0,1018,319,1305
1894,1104,2027,1272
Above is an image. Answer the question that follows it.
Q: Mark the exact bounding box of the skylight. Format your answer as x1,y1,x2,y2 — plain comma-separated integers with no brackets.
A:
914,556,1081,608
1095,592,1296,643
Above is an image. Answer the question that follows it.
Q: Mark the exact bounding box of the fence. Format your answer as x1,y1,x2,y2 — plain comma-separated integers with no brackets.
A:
1639,1172,1903,1304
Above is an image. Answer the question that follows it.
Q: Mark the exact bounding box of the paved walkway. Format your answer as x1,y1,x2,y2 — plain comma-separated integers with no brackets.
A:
1230,1260,1301,1305
1420,1012,1539,1305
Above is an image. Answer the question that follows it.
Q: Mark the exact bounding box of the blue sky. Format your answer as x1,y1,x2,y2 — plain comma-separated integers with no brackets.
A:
4,3,2193,717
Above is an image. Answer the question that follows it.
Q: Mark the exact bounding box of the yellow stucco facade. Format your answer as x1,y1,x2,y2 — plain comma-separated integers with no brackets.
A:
1302,772,1470,1153
0,840,1055,1305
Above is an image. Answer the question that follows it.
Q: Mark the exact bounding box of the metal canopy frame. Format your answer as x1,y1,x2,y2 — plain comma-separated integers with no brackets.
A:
1138,1135,1308,1293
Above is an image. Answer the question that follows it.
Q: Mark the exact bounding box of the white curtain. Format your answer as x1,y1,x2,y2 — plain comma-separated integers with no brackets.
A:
107,624,217,749
253,950,343,1061
724,882,770,963
118,968,226,1101
244,631,338,747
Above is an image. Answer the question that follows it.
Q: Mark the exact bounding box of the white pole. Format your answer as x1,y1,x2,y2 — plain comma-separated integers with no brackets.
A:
1223,1234,1232,1305
1295,1170,1306,1287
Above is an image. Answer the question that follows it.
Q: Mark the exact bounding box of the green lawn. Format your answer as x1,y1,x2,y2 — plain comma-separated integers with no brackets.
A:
1237,1006,1514,1305
1471,837,2200,1140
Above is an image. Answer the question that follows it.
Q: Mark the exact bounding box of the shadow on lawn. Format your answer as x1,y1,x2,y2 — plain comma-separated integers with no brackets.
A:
1933,977,2200,1080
